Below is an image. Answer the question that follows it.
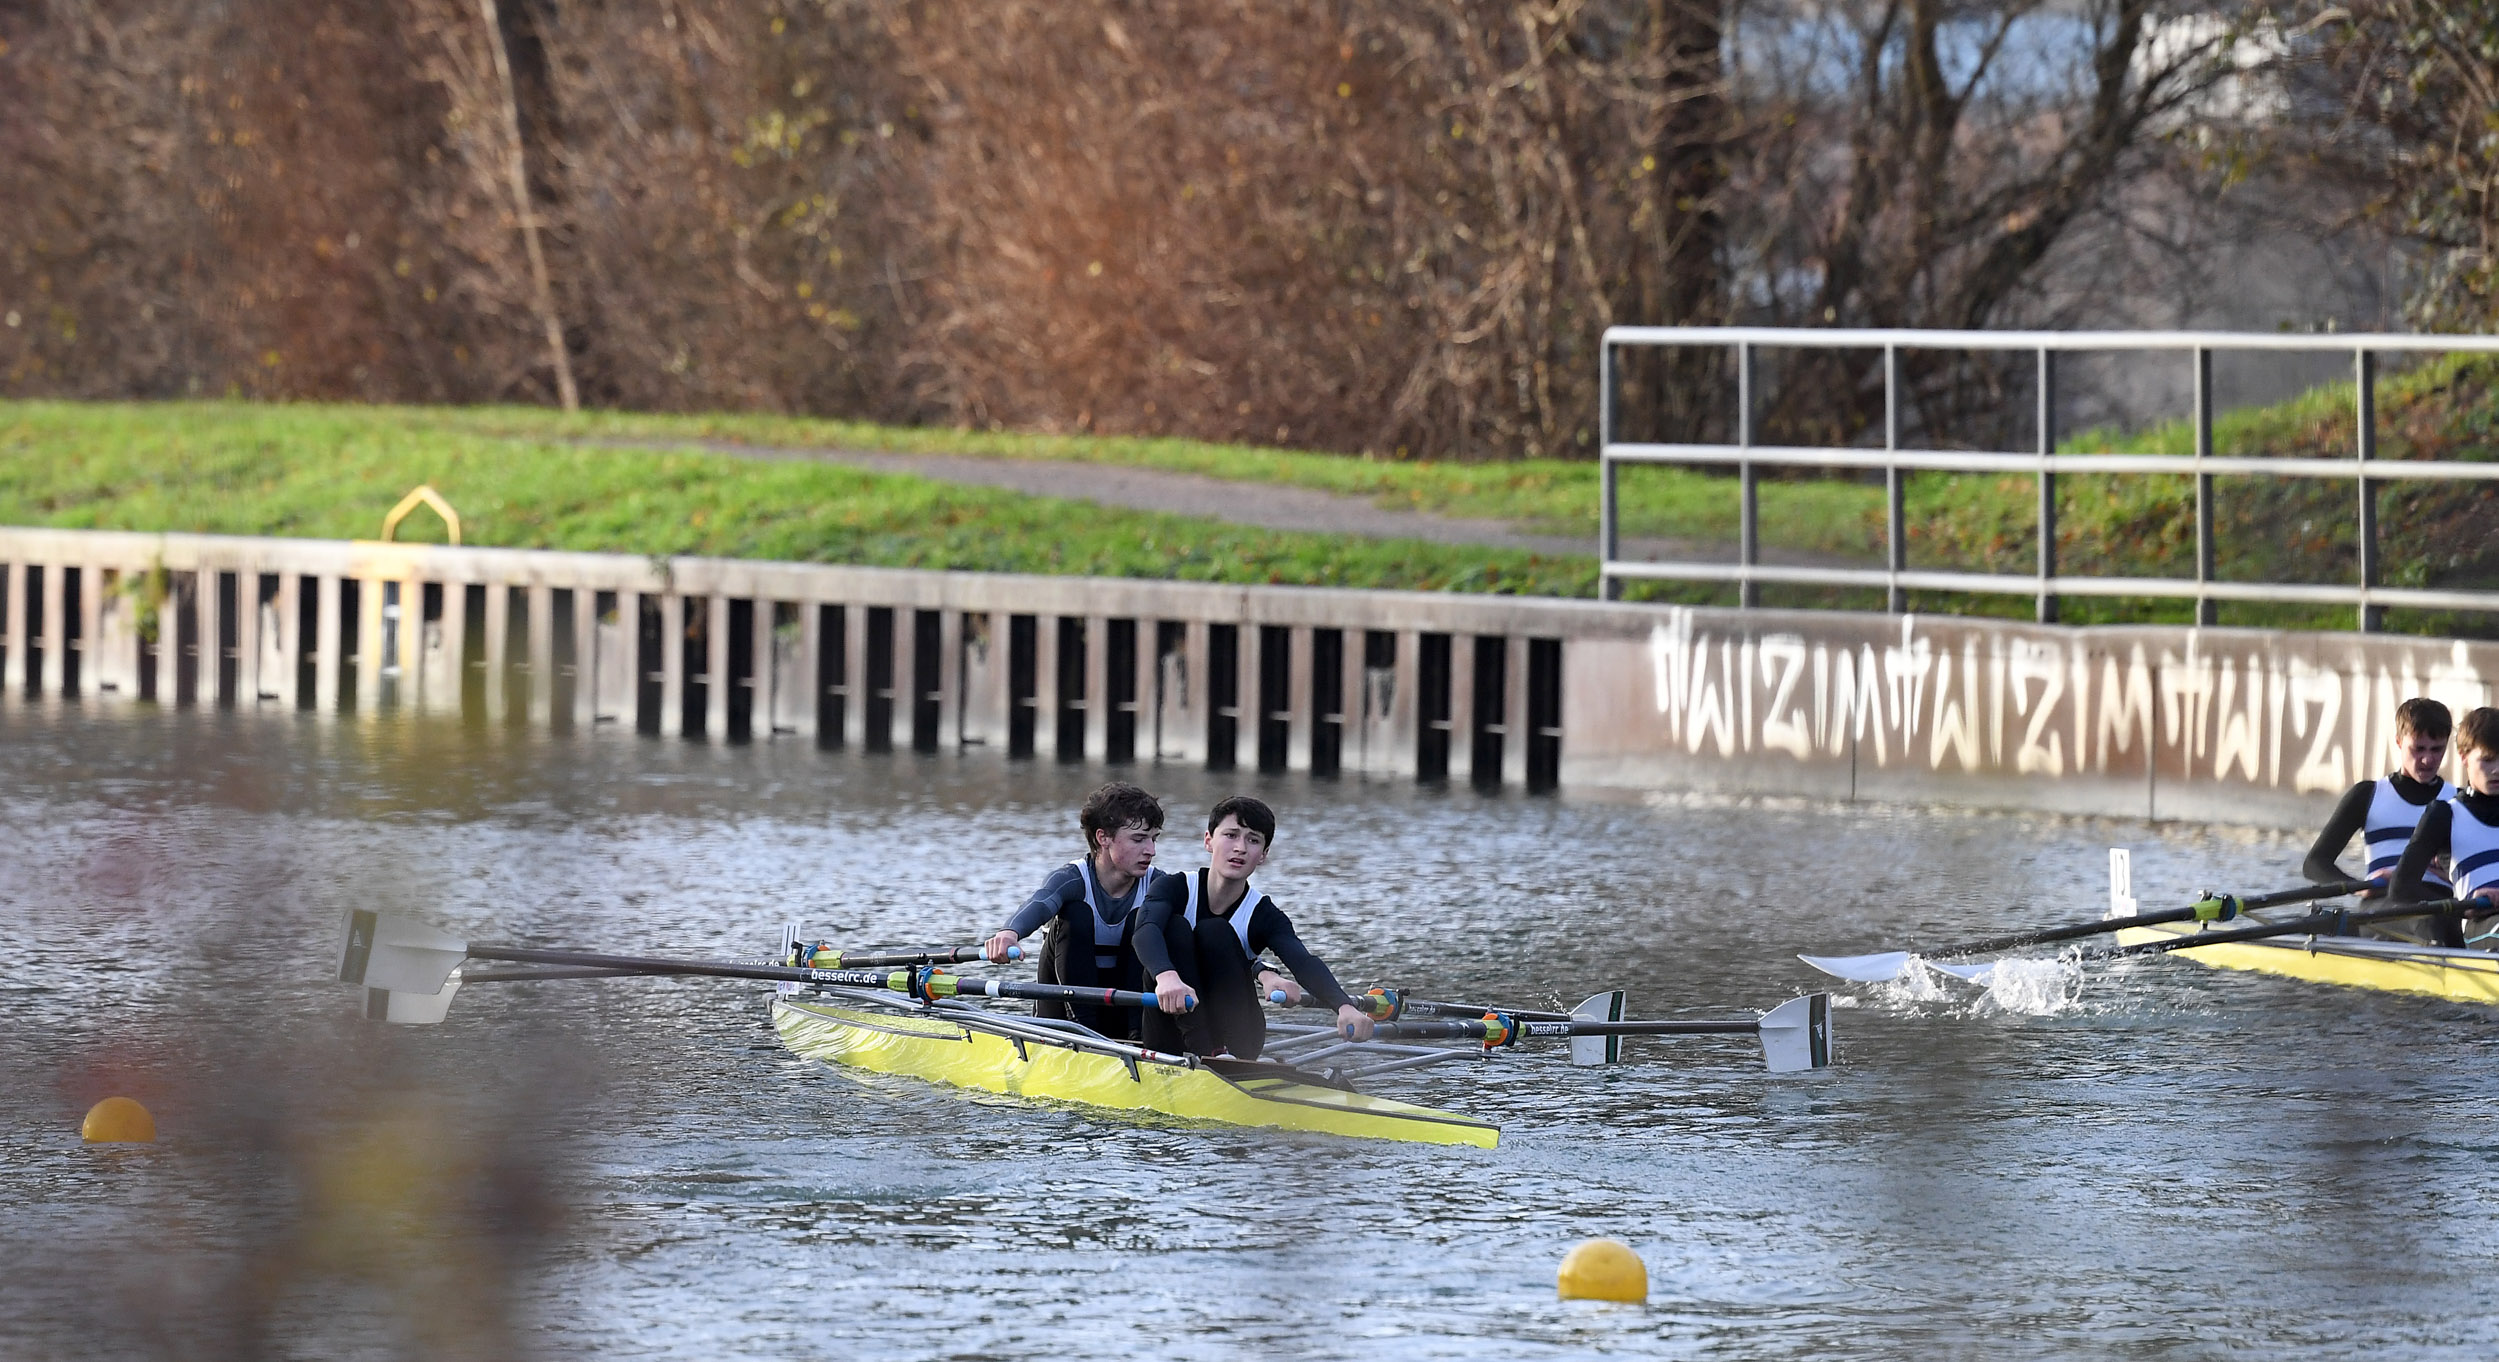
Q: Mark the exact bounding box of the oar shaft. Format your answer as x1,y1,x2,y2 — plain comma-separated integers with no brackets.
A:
463,945,1164,1008
460,964,659,982
794,944,1011,968
1927,880,2371,960
2106,899,2465,957
1370,1017,1758,1043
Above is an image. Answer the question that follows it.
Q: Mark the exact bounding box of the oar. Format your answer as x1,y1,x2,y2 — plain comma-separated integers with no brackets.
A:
335,909,1183,1025
1352,994,1833,1074
2102,897,2471,960
1799,851,2374,984
788,941,1020,968
1267,986,1575,1021
416,943,1020,985
1830,897,2472,992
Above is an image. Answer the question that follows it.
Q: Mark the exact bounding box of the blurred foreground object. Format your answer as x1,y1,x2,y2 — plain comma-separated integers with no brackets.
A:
81,1096,156,1143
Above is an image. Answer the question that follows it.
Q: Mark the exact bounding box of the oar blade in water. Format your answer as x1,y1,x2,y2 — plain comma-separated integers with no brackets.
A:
337,908,467,995
1568,991,1627,1067
1795,951,1916,982
1758,993,1834,1073
1928,960,1996,983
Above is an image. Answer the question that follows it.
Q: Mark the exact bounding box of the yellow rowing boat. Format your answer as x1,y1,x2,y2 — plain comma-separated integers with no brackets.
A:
2114,917,2499,1005
772,990,1502,1147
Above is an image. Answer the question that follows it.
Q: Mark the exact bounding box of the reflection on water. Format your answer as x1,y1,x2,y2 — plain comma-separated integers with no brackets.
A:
5,703,2498,1359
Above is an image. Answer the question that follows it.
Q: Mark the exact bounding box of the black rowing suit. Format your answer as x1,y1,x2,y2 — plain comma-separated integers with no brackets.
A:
1002,859,1165,1038
1130,869,1354,1061
2393,790,2499,949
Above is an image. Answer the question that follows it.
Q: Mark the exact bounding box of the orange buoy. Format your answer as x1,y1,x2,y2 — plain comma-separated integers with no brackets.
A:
81,1096,156,1144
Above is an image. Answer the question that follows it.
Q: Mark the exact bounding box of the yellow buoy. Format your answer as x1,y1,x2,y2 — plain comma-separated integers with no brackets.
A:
81,1096,157,1144
1557,1237,1647,1303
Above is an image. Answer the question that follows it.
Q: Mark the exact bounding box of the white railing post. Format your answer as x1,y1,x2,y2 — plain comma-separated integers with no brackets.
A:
1599,336,1620,601
1885,345,1905,613
2355,348,2380,633
2192,346,2216,627
1737,341,1758,609
2036,347,2058,624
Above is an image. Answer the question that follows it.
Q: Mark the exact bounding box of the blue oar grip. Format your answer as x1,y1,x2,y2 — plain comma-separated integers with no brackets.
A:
1007,945,1023,961
1268,989,1289,1004
1184,994,1197,1011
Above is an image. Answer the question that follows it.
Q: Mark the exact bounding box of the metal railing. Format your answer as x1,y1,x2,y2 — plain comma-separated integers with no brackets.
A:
1597,327,2499,630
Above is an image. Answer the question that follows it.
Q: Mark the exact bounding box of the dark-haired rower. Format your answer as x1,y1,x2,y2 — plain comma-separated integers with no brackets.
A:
2393,705,2499,949
981,782,1169,1038
1130,795,1375,1060
2304,697,2455,912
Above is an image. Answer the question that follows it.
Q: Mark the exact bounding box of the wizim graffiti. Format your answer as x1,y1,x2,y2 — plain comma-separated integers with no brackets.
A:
1623,610,2496,819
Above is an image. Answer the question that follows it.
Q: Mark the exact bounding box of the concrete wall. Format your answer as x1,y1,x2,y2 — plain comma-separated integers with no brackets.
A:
3,527,2490,826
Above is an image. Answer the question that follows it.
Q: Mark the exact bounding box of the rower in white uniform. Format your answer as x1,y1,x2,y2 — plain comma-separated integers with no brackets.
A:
980,783,1295,1038
1130,795,1375,1060
2394,706,2499,948
2302,697,2454,906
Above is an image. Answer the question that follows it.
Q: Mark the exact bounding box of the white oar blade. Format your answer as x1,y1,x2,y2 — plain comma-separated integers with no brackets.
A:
337,908,468,995
365,977,463,1024
1796,951,1916,983
1569,991,1627,1067
1758,993,1834,1073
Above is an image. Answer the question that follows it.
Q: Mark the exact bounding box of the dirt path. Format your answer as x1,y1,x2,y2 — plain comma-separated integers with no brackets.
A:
578,436,1875,569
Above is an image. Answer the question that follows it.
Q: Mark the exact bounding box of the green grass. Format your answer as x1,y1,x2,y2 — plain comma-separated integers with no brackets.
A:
0,401,1602,596
3,366,2494,634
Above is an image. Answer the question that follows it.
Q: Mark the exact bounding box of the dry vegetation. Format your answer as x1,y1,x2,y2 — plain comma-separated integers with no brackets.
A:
5,1,2304,460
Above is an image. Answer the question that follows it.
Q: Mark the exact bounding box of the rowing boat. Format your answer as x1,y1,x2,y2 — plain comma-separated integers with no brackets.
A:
2103,848,2499,1005
333,910,1830,1147
773,988,1503,1147
2109,917,2499,1004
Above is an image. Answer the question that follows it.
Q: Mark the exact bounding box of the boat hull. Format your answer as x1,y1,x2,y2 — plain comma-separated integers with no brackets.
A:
2116,920,2499,1004
772,994,1501,1148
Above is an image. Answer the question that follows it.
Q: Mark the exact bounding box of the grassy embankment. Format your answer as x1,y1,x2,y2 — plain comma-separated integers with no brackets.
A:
2,365,2492,631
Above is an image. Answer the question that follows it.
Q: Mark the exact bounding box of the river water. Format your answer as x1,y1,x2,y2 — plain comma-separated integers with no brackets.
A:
3,704,2495,1360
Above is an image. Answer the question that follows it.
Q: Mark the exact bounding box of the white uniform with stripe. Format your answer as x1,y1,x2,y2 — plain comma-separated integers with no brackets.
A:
1070,858,1162,972
1176,869,1261,968
2364,778,2456,885
2449,800,2499,900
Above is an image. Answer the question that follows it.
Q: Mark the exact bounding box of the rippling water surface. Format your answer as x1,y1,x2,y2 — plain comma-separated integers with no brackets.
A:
5,705,2497,1360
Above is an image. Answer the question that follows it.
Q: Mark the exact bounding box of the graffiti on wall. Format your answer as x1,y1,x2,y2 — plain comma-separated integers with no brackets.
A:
1644,610,2495,793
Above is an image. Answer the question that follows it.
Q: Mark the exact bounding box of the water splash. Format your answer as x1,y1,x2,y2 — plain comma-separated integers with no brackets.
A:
1866,956,1968,1008
1974,954,2087,1016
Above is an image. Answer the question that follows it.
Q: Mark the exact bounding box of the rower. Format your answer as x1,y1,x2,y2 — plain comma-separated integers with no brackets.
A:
1130,796,1375,1060
2302,697,2454,927
2393,705,2499,948
981,782,1169,1038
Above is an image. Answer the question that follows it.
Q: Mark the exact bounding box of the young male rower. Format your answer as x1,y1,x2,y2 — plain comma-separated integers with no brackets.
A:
981,782,1170,1039
1130,795,1375,1060
2302,697,2454,905
2392,706,2499,948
